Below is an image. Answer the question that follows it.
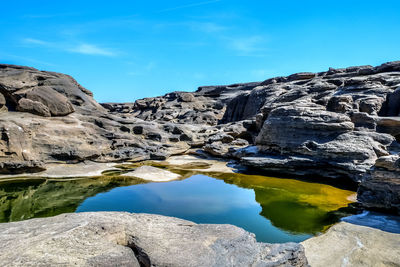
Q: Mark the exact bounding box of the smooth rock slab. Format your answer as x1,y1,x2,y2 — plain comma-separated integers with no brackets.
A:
302,221,400,267
122,165,181,181
0,212,308,267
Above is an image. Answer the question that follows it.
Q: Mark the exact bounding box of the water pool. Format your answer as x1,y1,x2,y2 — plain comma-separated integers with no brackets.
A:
0,170,355,243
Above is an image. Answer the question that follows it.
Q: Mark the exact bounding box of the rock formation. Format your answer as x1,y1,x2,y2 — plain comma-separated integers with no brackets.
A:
0,212,308,266
0,62,400,213
302,212,400,267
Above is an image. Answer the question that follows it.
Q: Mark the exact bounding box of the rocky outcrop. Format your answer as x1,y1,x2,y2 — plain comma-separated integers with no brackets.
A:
113,61,400,211
0,212,308,266
302,212,400,267
1,61,400,213
0,64,210,173
103,82,262,126
357,154,400,213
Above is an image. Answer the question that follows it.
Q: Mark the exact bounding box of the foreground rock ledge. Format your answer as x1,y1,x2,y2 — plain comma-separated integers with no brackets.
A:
0,212,307,267
302,221,400,267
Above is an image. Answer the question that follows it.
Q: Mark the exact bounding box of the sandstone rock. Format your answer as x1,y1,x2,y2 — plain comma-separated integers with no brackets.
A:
0,212,308,267
24,86,75,116
1,61,400,212
204,141,230,157
302,220,400,267
288,72,316,81
122,166,181,182
0,92,6,113
0,92,5,106
358,154,400,213
0,160,45,174
327,95,353,113
16,98,51,117
178,92,195,102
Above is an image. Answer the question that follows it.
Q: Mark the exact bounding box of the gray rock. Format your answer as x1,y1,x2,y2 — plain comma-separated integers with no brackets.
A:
358,154,400,213
0,212,308,267
302,221,400,267
0,92,5,106
24,86,75,116
1,61,400,213
0,92,7,113
16,98,51,117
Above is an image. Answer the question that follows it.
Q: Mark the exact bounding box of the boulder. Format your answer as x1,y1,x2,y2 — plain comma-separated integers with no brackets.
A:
302,220,400,267
24,86,75,116
358,155,400,213
16,98,51,117
0,212,308,267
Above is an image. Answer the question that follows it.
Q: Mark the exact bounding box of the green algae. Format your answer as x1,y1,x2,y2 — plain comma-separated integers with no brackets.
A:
0,161,356,241
0,176,144,222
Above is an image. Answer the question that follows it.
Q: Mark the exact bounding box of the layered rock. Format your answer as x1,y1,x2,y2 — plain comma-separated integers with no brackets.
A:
0,212,308,266
0,64,206,173
358,154,400,213
1,61,400,213
131,62,400,211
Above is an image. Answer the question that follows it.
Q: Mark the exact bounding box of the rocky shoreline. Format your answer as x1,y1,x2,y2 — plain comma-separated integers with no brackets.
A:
0,211,398,266
0,212,308,266
0,62,400,265
1,61,399,213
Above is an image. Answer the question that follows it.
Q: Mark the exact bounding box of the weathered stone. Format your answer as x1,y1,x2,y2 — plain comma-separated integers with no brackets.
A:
0,92,5,106
0,212,308,267
302,220,400,267
24,86,75,116
122,166,181,182
0,160,46,174
179,92,195,102
358,154,400,213
1,61,400,212
16,98,51,117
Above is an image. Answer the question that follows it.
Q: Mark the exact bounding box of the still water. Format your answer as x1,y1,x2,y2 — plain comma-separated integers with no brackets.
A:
0,171,355,243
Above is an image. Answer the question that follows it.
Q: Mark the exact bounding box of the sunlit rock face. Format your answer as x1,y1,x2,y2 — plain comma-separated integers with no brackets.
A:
1,61,400,212
0,212,308,267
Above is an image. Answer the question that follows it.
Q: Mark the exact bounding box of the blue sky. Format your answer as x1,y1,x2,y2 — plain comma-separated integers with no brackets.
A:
1,0,399,102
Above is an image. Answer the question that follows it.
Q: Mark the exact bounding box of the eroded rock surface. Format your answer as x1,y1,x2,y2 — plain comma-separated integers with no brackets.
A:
1,62,400,212
0,212,308,267
302,220,400,267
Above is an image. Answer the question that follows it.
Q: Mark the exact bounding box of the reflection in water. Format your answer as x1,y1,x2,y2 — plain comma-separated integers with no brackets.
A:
77,174,355,243
213,173,355,234
0,177,143,222
0,171,355,243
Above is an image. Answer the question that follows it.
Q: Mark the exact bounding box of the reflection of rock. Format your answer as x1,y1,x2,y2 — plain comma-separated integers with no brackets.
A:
0,177,142,223
212,172,355,234
256,192,332,234
302,221,400,267
0,212,308,266
1,61,400,213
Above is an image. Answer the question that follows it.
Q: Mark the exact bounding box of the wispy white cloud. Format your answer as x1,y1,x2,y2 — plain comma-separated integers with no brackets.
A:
229,35,267,54
157,0,222,13
21,38,116,57
192,22,227,33
127,61,157,76
22,38,50,46
0,53,56,67
68,44,115,56
145,61,156,71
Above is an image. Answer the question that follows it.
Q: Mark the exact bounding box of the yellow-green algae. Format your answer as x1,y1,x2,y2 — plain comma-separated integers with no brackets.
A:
0,160,355,238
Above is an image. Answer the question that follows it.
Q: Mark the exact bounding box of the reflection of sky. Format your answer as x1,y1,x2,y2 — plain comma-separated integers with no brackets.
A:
76,174,311,243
